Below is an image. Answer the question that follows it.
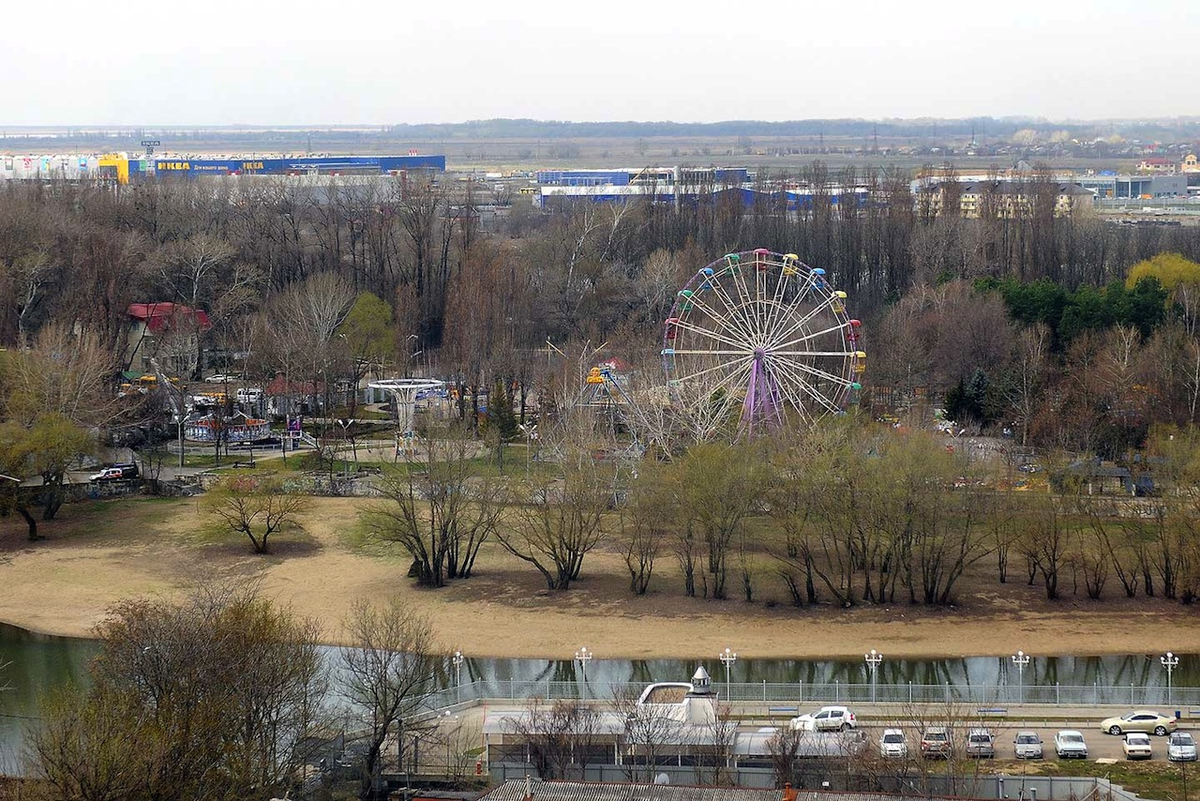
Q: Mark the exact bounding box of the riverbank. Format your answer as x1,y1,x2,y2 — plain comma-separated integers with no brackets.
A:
3,496,1198,658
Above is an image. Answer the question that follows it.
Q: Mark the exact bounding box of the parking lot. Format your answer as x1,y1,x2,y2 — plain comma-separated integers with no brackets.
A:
850,723,1187,761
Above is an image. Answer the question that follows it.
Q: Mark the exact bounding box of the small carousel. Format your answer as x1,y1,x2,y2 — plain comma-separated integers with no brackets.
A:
184,411,271,443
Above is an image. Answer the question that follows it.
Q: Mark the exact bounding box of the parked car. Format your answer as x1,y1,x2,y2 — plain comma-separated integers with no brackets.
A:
1014,731,1044,759
879,728,907,759
1100,710,1177,736
89,463,139,482
204,373,242,383
965,728,995,758
1168,732,1197,762
1123,733,1153,760
236,387,263,403
790,706,856,732
1055,730,1089,759
920,727,952,759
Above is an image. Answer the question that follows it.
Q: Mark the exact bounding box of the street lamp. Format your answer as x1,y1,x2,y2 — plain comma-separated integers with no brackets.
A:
575,647,593,684
720,647,738,700
865,649,883,703
452,650,465,703
1162,651,1180,705
1012,650,1031,704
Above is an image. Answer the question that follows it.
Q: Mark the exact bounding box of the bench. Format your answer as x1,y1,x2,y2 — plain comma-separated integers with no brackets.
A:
976,708,1008,715
768,707,800,716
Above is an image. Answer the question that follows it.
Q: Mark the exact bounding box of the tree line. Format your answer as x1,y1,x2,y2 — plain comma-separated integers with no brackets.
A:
358,418,1200,609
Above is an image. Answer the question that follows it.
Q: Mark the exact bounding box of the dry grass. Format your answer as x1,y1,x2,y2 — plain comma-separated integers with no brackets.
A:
3,495,1198,659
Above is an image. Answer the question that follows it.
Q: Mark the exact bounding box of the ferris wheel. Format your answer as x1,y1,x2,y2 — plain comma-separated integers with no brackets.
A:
661,248,864,437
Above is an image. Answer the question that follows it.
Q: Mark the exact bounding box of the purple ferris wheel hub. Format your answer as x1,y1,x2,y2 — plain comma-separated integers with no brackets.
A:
741,348,784,438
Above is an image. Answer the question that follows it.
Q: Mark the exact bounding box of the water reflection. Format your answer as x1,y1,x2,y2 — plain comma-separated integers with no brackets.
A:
3,621,1198,775
0,624,98,774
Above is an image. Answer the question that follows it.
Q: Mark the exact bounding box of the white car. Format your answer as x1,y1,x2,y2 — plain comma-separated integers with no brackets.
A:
1014,731,1044,759
1168,732,1197,762
879,728,907,758
1123,733,1153,760
790,705,857,732
1055,730,1089,759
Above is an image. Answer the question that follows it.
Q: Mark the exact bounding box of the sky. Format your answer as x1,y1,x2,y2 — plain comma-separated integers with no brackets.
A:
3,0,1198,126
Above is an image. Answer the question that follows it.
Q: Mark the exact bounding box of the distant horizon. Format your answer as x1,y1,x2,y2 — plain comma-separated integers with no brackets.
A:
4,115,1200,131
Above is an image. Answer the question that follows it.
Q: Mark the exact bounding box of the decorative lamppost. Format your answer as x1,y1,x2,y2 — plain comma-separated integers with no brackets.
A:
865,649,883,703
720,647,738,700
452,650,465,703
1162,651,1180,705
1012,650,1031,704
575,647,593,684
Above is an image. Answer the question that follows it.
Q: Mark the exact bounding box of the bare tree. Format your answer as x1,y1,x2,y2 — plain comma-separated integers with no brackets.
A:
504,698,605,781
611,687,690,783
340,597,438,801
364,434,502,587
496,455,609,591
204,475,308,554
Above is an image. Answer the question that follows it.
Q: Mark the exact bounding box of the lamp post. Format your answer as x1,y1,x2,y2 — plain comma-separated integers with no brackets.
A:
452,650,465,703
1162,651,1180,705
575,646,593,687
865,649,883,704
1012,650,1031,704
720,647,738,701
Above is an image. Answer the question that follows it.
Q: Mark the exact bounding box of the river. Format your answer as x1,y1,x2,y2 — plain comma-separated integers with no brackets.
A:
3,622,1196,774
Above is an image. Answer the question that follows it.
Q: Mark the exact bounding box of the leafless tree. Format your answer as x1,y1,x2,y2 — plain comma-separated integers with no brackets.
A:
504,698,605,781
497,454,609,591
365,434,502,587
340,597,438,801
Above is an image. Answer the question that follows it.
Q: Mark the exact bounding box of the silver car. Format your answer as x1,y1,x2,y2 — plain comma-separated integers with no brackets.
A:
1014,731,1044,759
1169,732,1198,762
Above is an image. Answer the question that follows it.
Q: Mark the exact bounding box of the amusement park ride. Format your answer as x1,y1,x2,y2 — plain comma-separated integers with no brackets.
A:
661,248,864,437
368,249,862,449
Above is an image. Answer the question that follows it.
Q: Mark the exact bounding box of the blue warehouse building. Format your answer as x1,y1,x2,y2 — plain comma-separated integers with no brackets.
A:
152,154,446,177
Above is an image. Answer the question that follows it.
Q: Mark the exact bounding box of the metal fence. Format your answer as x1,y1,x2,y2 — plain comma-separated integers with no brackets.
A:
429,678,1200,710
487,765,1140,801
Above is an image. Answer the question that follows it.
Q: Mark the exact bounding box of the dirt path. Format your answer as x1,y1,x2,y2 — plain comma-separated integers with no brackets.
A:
3,496,1198,658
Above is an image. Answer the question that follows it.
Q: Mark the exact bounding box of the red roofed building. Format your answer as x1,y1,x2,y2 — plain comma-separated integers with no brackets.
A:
125,302,213,378
1137,157,1176,174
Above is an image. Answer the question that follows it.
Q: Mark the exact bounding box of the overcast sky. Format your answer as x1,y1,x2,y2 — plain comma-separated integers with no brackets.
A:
4,0,1197,126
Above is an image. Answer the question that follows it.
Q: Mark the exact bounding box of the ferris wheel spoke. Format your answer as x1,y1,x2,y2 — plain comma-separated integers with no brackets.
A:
761,264,793,344
770,358,844,415
682,279,757,345
683,293,757,348
783,359,857,388
766,294,841,351
727,261,762,344
672,318,752,352
768,367,816,425
771,350,857,358
770,321,853,352
684,358,756,423
672,353,754,385
758,359,815,424
705,279,760,346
